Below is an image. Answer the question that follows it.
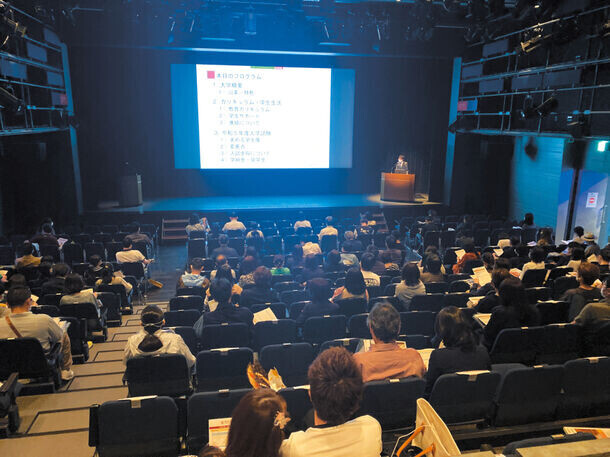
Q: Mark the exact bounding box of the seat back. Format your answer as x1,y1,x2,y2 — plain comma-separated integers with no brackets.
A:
31,305,61,317
250,303,287,319
259,343,314,387
171,327,198,355
320,235,338,253
521,269,547,288
125,354,190,397
425,282,448,294
187,390,250,453
557,357,610,419
200,323,250,350
253,320,297,350
536,324,582,364
443,292,471,308
552,275,579,298
536,300,569,325
169,295,204,312
493,365,564,426
448,280,470,293
525,287,552,305
0,338,57,380
196,348,254,391
164,310,200,328
400,311,436,337
319,338,361,353
360,377,426,429
279,289,309,305
176,287,206,299
120,262,145,279
303,315,346,345
410,294,444,312
92,396,180,457
335,297,367,320
84,242,106,260
348,313,371,339
429,371,501,424
278,387,313,431
96,292,122,325
489,327,544,365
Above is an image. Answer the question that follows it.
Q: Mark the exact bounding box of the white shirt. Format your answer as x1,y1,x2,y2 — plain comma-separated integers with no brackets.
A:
361,270,381,287
123,329,196,368
519,261,545,280
303,242,322,257
222,220,246,232
280,415,382,457
318,226,339,241
116,249,146,264
294,220,312,230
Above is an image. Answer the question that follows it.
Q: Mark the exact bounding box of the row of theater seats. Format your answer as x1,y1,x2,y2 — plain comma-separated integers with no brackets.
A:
92,357,610,457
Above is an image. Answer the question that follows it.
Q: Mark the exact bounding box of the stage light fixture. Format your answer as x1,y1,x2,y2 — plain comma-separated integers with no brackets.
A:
519,95,536,119
0,85,24,113
597,140,608,152
535,96,558,117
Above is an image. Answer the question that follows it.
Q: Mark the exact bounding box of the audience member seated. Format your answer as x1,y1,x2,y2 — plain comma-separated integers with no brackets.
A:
572,226,586,245
420,255,445,284
360,253,381,287
239,267,279,308
342,230,363,253
293,211,311,232
562,262,602,321
123,305,195,369
296,278,339,326
116,238,153,266
302,240,322,257
185,213,210,235
280,347,382,457
597,247,610,274
318,216,338,240
573,276,610,327
500,236,520,259
300,255,324,283
365,246,386,276
125,222,153,247
0,286,74,380
355,217,374,238
41,263,70,296
340,247,360,269
583,232,596,246
36,217,56,235
395,263,426,311
15,242,41,269
238,256,258,287
30,224,59,247
323,250,345,273
520,212,537,230
425,306,490,395
382,235,403,265
474,269,511,313
519,247,546,280
205,264,242,312
95,264,133,295
224,389,288,457
270,255,291,276
211,234,239,260
354,302,425,382
286,245,305,270
246,222,264,240
178,257,209,289
332,268,368,302
567,246,586,272
60,273,103,316
195,279,253,336
483,277,540,349
585,244,601,264
419,216,439,236
84,255,105,286
222,212,246,233
210,255,236,281
453,240,479,274
380,250,399,272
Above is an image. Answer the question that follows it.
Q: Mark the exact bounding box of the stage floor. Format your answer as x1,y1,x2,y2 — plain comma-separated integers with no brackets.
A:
95,193,441,213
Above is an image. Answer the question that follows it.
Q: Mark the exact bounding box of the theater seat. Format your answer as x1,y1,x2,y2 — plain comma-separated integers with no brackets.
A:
169,295,204,312
259,343,314,387
164,310,200,327
0,373,20,436
303,315,346,345
90,396,181,457
319,338,361,354
557,357,610,419
348,313,371,339
335,297,367,320
196,348,253,391
253,319,297,350
400,311,436,337
125,354,191,397
200,323,251,350
278,387,313,431
489,327,544,365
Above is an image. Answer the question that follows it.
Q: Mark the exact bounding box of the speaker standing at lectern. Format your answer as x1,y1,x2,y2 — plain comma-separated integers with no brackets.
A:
394,154,409,174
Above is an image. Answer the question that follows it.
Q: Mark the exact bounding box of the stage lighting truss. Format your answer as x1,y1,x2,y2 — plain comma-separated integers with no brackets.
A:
0,4,26,48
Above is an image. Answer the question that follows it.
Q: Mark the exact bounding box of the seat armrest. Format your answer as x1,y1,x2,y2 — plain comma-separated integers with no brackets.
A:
0,373,20,400
88,405,100,447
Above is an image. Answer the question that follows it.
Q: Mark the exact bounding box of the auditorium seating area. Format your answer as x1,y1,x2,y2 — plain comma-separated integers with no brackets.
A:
1,211,610,456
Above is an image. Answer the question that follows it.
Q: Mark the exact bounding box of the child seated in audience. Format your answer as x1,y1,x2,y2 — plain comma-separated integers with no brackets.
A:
123,304,195,369
280,347,382,457
270,255,290,276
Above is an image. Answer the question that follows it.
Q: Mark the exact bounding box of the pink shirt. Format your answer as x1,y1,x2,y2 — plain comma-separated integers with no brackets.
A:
354,342,426,383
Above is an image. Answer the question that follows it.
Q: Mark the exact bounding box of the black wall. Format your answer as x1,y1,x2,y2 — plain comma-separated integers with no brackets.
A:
68,46,452,209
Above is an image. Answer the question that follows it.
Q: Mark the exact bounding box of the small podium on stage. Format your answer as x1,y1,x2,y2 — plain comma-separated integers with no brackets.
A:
380,172,415,202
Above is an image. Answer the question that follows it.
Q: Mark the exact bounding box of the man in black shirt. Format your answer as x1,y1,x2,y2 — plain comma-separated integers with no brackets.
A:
211,234,239,259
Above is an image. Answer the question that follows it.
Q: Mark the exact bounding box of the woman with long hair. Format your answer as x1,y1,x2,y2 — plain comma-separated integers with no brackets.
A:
332,268,368,302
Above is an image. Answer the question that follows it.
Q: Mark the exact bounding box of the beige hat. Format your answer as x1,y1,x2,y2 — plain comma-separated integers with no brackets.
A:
583,232,595,242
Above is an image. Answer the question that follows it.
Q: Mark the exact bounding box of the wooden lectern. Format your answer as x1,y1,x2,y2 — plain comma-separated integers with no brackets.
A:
380,173,415,202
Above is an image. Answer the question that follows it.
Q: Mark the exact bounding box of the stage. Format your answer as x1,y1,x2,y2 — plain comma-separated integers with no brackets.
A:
93,193,442,215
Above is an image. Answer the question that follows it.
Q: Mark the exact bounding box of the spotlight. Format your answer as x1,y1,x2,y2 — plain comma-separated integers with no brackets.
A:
0,85,24,113
535,96,558,117
519,95,536,119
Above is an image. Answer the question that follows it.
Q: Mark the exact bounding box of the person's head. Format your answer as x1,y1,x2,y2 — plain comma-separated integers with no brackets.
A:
585,244,601,259
64,273,84,294
210,278,232,304
239,256,258,276
225,389,288,457
190,257,203,273
524,213,534,225
307,347,363,426
510,236,520,247
292,244,303,260
89,255,103,268
7,286,33,311
38,261,53,279
22,241,34,256
273,255,285,268
344,230,355,241
122,238,133,249
574,226,584,238
425,255,442,274
101,264,114,284
42,223,53,234
7,274,27,289
491,268,511,291
578,262,600,287
304,254,318,270
401,263,421,287
436,306,476,352
571,247,585,261
344,268,366,295
189,213,200,225
398,154,405,162
380,250,393,264
249,222,260,233
498,277,527,311
367,302,400,343
494,258,511,270
215,254,228,269
463,240,476,254
325,216,334,227
538,228,553,243
308,278,332,302
326,250,340,266
481,252,495,271
360,252,376,272
218,234,229,246
52,263,70,278
138,305,165,352
199,446,226,457
516,244,530,257
253,266,272,289
385,235,398,250
529,247,546,264
600,247,610,264
229,212,238,221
